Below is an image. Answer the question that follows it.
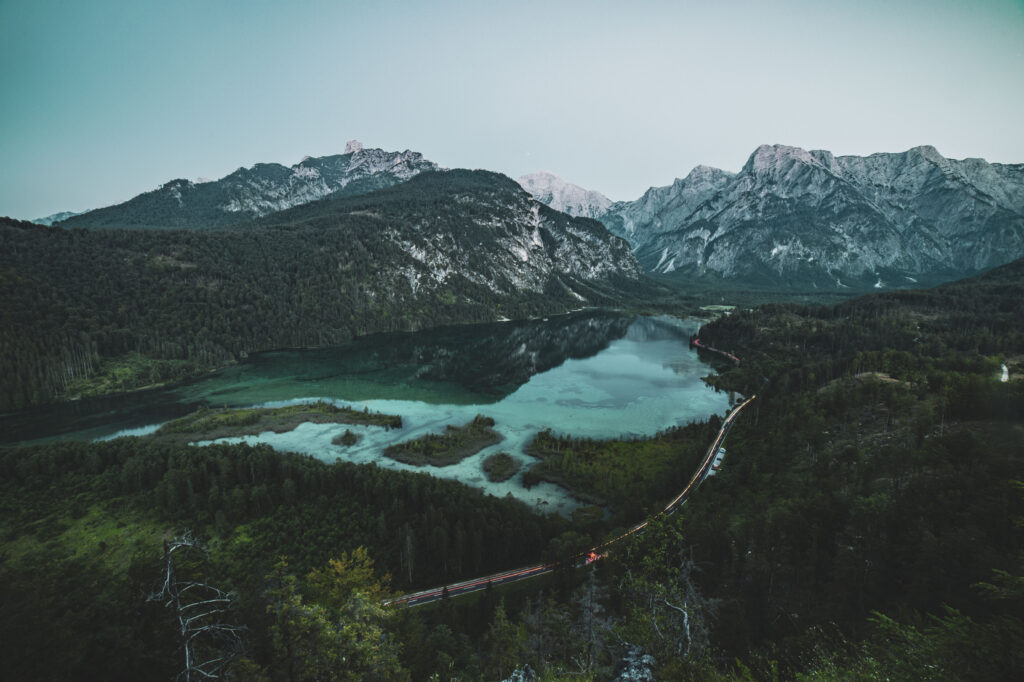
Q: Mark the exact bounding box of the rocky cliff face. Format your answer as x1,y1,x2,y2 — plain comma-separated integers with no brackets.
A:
600,145,1024,289
600,165,735,247
59,141,439,230
518,171,613,219
255,169,645,301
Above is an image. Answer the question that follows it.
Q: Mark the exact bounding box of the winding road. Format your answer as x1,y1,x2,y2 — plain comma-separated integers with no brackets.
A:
386,339,752,608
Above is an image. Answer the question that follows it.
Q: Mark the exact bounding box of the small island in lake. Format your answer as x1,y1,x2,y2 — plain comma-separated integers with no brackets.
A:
152,401,401,443
383,415,502,467
481,452,520,482
332,429,360,446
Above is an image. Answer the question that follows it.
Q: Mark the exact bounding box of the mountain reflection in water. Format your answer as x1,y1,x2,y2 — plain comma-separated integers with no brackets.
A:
1,310,636,444
3,311,733,514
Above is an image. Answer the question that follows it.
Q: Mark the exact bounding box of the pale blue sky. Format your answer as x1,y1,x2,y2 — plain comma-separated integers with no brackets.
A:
2,0,1022,219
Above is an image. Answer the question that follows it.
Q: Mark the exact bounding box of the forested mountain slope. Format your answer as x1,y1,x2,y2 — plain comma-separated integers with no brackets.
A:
664,257,1024,675
0,440,569,680
0,170,650,410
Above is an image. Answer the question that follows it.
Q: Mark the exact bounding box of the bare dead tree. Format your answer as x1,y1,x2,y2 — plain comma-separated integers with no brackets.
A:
617,535,718,662
652,547,716,659
571,569,612,675
149,531,245,681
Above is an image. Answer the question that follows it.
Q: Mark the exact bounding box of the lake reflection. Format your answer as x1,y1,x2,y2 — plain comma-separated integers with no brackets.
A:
2,312,732,514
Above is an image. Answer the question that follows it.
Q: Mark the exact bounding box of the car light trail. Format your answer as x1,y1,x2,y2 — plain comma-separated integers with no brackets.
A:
386,349,755,608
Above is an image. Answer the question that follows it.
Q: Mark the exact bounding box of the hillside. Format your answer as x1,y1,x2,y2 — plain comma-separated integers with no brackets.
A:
0,170,651,410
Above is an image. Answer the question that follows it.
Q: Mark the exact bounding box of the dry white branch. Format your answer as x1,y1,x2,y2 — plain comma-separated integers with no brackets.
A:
150,533,245,681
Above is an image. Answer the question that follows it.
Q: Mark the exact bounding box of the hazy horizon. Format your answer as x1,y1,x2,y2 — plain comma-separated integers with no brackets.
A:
2,0,1023,219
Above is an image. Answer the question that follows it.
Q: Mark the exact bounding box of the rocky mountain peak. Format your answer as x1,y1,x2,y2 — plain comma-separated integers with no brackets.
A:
517,171,569,196
684,164,734,184
599,144,1024,289
517,171,612,220
809,149,843,175
522,170,560,181
909,144,944,162
743,144,817,174
60,144,441,230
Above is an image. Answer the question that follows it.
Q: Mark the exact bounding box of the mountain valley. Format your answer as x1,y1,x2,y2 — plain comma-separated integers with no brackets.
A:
2,141,1022,682
0,169,652,410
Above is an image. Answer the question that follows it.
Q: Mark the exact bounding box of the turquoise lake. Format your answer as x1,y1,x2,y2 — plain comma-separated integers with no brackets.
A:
2,311,733,514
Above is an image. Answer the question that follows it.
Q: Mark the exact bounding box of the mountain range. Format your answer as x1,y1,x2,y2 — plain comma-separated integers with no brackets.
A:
57,140,439,230
521,145,1024,290
29,141,1024,294
250,169,645,300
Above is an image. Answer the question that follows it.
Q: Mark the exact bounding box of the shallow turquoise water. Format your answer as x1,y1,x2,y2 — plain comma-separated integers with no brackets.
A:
5,312,732,514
